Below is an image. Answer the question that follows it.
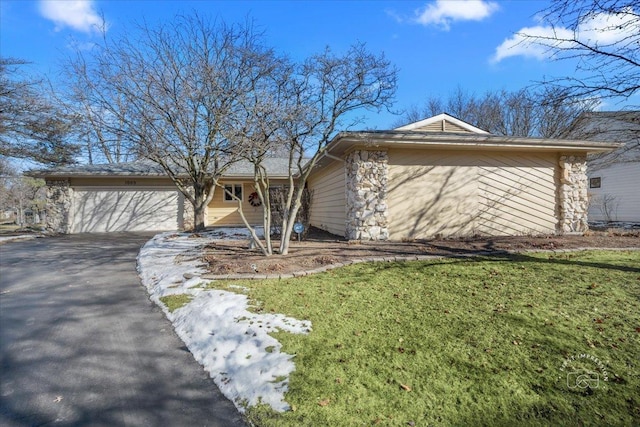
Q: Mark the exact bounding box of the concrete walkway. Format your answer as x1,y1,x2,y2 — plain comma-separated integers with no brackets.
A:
0,233,244,427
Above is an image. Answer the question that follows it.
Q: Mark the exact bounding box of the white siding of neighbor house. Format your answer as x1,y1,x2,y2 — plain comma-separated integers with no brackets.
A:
387,149,558,240
307,161,346,236
587,161,640,222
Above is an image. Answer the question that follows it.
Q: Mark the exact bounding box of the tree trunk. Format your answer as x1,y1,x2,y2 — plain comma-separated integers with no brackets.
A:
192,180,214,231
194,203,206,231
279,200,301,255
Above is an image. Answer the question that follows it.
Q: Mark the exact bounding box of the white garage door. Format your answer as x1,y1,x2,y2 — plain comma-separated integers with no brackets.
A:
72,189,180,233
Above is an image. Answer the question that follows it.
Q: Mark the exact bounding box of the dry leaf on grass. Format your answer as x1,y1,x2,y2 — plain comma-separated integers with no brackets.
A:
318,398,330,407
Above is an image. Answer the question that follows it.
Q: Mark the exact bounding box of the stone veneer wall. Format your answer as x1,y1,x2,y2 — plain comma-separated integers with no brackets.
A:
345,150,389,240
45,179,73,234
558,154,589,233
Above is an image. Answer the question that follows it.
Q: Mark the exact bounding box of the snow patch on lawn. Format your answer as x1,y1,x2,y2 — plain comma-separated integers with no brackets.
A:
137,229,311,413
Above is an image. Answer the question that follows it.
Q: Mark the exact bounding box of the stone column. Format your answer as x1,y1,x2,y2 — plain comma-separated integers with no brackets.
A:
558,154,589,233
45,179,72,234
345,150,389,240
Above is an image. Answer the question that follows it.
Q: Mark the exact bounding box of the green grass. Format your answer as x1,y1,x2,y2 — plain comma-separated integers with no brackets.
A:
159,293,193,312
209,251,640,426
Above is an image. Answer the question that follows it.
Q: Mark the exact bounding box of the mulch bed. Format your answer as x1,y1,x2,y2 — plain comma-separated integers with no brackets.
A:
201,227,640,276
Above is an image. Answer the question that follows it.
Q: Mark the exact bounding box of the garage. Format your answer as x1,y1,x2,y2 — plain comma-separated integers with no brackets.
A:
71,188,180,233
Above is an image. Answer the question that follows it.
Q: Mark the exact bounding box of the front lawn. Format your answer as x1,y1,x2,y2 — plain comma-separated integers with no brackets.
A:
209,250,640,426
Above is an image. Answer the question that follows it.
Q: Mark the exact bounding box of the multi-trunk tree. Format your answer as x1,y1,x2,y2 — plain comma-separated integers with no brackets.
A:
226,43,398,255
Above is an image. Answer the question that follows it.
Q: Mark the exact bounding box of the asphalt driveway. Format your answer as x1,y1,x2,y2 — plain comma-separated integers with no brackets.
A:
0,233,245,426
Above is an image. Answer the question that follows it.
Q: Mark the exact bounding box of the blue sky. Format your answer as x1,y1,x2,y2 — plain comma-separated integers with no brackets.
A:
0,0,625,130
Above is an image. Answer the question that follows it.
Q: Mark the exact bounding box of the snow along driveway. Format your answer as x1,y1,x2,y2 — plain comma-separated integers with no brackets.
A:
137,229,311,413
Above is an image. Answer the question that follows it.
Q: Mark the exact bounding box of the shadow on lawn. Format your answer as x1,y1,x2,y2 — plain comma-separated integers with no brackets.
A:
417,241,640,274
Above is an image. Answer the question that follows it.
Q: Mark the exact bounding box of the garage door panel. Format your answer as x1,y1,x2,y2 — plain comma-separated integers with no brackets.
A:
72,190,179,233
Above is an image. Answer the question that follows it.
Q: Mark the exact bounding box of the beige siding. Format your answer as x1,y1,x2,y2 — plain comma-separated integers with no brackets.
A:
308,161,346,236
475,153,557,235
207,181,263,226
388,150,478,239
388,149,557,239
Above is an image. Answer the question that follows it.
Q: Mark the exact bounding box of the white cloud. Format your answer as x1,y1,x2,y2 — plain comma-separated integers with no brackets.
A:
39,0,104,34
576,8,638,45
492,8,639,63
492,26,574,63
415,0,499,30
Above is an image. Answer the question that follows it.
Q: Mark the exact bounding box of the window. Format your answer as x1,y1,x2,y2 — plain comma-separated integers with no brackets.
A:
589,177,601,189
224,184,243,202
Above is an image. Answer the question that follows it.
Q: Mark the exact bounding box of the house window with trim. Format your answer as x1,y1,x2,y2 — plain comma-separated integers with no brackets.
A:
589,177,601,189
224,184,243,202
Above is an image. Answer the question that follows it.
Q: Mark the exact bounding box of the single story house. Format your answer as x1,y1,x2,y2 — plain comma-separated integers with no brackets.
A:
28,114,619,239
562,111,640,224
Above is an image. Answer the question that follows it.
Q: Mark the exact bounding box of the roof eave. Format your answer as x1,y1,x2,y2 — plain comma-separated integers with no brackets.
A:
25,171,293,180
24,171,174,179
324,131,622,157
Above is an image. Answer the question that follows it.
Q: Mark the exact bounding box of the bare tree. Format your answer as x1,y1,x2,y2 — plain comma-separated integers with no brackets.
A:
64,67,133,165
395,86,594,137
520,0,639,104
68,14,282,230
0,160,46,227
219,44,397,255
217,60,296,255
0,58,79,166
240,43,398,255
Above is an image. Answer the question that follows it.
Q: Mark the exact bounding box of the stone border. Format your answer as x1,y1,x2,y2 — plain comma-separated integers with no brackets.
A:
0,234,40,244
199,247,640,281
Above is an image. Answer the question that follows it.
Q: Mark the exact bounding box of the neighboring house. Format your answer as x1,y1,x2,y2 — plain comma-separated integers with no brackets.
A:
28,113,619,239
563,111,640,224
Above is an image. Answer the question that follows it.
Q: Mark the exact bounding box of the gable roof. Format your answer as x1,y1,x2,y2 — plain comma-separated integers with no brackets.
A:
26,160,166,178
394,113,490,134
